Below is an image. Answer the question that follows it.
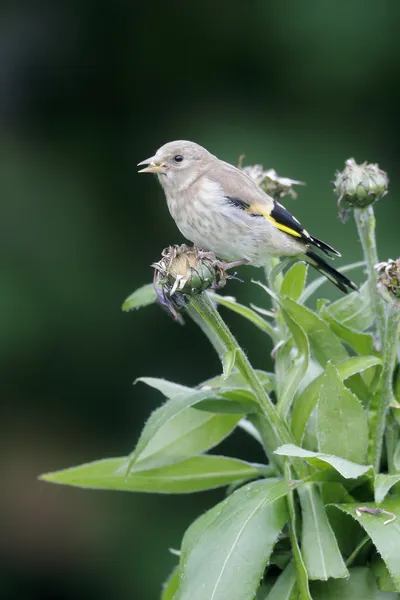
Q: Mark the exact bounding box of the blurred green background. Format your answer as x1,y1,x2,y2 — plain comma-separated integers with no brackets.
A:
1,1,399,598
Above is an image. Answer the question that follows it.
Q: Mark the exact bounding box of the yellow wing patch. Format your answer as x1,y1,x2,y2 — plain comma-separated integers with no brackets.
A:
248,203,303,238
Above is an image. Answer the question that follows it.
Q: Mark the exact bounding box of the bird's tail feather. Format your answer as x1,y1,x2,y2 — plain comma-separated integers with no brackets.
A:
304,250,358,294
309,236,341,258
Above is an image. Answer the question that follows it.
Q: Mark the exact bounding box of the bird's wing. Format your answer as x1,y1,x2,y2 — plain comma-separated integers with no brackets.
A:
207,159,340,257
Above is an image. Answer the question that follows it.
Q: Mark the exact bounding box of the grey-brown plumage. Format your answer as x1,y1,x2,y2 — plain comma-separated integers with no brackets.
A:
138,140,357,293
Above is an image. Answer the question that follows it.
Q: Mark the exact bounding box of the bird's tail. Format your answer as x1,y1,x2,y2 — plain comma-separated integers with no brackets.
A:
304,250,358,294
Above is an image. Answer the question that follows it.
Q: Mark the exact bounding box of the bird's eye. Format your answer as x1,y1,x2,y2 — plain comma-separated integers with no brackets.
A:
174,155,184,163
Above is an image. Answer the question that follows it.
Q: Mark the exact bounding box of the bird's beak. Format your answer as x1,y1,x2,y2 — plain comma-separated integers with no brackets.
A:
137,156,167,174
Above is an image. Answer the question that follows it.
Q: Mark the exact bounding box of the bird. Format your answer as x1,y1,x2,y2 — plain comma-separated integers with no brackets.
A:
138,140,357,293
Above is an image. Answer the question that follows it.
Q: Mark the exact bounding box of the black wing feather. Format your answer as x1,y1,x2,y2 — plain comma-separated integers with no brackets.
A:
271,201,340,258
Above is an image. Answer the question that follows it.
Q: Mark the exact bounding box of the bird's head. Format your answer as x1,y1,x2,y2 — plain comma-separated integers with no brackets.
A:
137,140,212,190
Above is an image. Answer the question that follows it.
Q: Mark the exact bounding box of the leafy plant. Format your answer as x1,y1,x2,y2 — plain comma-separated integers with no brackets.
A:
41,159,400,599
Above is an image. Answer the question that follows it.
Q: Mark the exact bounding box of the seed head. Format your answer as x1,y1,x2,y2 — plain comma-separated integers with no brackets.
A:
239,158,305,200
334,158,389,215
152,244,228,321
376,259,400,307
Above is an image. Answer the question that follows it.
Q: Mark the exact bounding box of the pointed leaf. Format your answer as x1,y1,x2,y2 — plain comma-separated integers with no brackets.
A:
201,369,276,394
275,444,372,479
325,282,374,332
291,356,382,444
222,349,237,379
319,303,374,355
298,484,348,580
285,465,312,599
122,283,157,311
129,389,241,472
281,297,347,366
195,389,259,414
374,474,400,504
137,377,191,398
317,363,369,464
333,500,400,592
276,311,309,419
41,455,261,494
175,479,289,600
161,566,180,600
266,561,297,599
281,262,308,301
310,566,396,599
371,556,398,593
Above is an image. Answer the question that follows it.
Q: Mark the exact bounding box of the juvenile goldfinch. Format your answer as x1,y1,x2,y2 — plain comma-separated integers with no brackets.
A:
138,140,357,293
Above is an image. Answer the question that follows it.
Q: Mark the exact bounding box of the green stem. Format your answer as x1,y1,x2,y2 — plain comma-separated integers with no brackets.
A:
354,206,386,342
373,305,400,472
191,293,306,476
345,535,371,568
187,304,226,359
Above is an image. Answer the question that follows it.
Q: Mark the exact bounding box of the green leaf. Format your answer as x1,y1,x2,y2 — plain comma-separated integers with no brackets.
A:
275,444,372,479
298,483,348,580
375,474,400,504
194,390,259,414
222,349,237,379
276,310,309,419
137,375,258,414
281,262,308,301
207,291,278,341
317,363,369,464
291,355,382,444
129,389,242,472
161,566,180,600
324,282,374,332
40,455,261,494
255,582,275,600
300,261,365,304
122,283,157,311
201,369,276,394
310,566,398,599
281,297,347,367
333,500,400,591
266,561,298,599
136,377,191,398
175,479,289,600
319,302,374,355
371,556,398,593
285,464,312,599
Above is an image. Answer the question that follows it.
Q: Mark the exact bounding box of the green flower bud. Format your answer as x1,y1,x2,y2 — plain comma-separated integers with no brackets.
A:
376,259,400,306
334,158,389,210
152,245,228,320
239,159,304,200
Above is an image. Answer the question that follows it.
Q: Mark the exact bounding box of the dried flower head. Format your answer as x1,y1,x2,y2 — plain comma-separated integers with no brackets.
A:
239,158,305,200
376,259,400,306
334,158,389,217
152,244,229,321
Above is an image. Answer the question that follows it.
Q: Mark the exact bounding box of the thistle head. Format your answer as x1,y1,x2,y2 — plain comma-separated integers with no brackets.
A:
376,259,400,307
152,245,228,321
334,158,389,217
239,158,304,200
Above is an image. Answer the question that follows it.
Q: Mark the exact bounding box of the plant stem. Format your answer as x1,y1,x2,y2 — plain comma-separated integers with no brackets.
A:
191,293,306,475
187,304,226,359
345,535,371,568
373,305,400,472
354,206,386,342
